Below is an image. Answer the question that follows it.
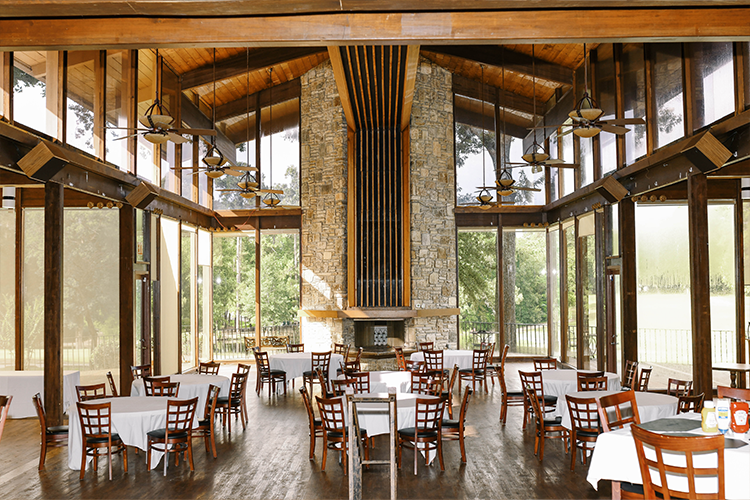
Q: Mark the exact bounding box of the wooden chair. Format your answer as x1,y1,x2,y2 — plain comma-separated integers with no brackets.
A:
253,350,287,398
143,376,170,396
198,362,220,375
130,364,151,380
577,373,608,392
717,385,750,400
597,390,640,431
300,386,324,460
0,395,10,446
635,367,652,391
481,342,498,386
243,336,255,353
566,394,601,470
394,347,407,370
518,370,557,430
442,365,459,419
406,360,424,372
286,343,304,353
411,371,442,396
340,347,364,375
77,401,128,480
32,393,68,470
216,372,247,433
316,395,370,474
678,393,705,413
533,358,557,371
441,387,472,463
423,349,445,373
315,368,332,397
147,397,198,476
398,396,446,475
152,380,180,397
105,371,118,397
631,426,725,500
622,360,638,390
330,377,357,396
237,363,252,424
526,384,569,462
76,383,107,402
497,344,525,426
303,351,332,397
417,341,434,351
348,371,371,394
333,343,350,360
192,385,220,459
458,349,489,395
667,378,692,397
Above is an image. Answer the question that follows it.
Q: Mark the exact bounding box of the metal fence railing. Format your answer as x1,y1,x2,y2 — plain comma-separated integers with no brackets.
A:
212,322,300,360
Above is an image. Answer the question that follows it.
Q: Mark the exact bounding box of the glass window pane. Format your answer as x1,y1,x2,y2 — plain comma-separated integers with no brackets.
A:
23,209,44,369
654,44,685,148
212,234,255,361
458,230,497,349
13,51,47,134
579,215,597,370
561,125,575,197
181,135,194,201
691,42,735,130
505,137,544,206
137,49,157,183
261,98,300,207
260,231,300,344
548,131,559,203
159,217,180,375
214,120,256,210
181,227,196,371
579,137,594,187
0,208,15,370
595,44,617,175
455,95,496,206
708,203,735,388
623,44,647,165
548,227,561,359
106,50,129,171
66,51,96,155
564,222,577,366
160,65,180,192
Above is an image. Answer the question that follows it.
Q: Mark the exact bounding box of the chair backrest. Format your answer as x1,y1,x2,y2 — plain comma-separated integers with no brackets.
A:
204,384,220,423
525,385,548,432
237,363,252,376
316,395,346,433
130,364,151,380
286,343,304,353
597,390,641,431
480,341,496,361
636,367,652,391
253,350,271,376
417,342,434,352
667,378,692,397
457,386,472,427
677,393,705,413
446,364,460,394
299,386,317,427
518,370,545,402
315,368,330,396
348,347,364,371
144,376,171,396
77,401,114,439
152,380,180,397
411,371,437,395
716,385,750,401
405,360,424,372
198,362,220,375
32,392,47,431
471,349,489,371
622,360,638,389
243,336,255,351
76,383,107,402
631,425,725,500
533,358,556,371
333,343,350,359
331,378,356,396
423,350,444,371
106,371,118,397
498,344,510,397
165,397,198,434
349,372,371,394
0,395,11,444
312,352,332,375
577,373,608,392
414,397,445,434
394,347,406,371
566,394,601,434
227,373,248,404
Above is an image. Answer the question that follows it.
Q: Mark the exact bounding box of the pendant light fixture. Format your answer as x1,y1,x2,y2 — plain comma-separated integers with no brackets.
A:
202,48,226,177
262,67,282,207
475,64,494,210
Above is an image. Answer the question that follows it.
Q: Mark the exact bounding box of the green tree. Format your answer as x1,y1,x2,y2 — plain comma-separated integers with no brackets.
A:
457,231,497,324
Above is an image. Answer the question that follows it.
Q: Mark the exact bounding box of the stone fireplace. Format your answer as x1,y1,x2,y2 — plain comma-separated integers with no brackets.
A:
353,320,405,350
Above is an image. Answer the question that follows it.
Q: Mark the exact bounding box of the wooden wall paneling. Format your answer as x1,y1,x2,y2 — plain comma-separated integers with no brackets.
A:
1,51,12,121
619,198,637,370
687,172,712,397
559,222,568,365
401,45,419,132
682,43,694,137
94,50,106,161
255,226,261,349
644,44,656,157
734,181,747,386
574,217,585,369
595,210,606,371
402,126,410,307
347,127,356,307
14,188,22,370
43,181,63,426
119,206,135,395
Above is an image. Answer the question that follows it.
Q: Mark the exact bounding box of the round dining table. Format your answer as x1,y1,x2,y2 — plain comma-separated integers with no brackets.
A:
130,373,230,419
337,370,412,393
542,369,621,417
409,349,476,370
268,352,343,381
558,389,678,429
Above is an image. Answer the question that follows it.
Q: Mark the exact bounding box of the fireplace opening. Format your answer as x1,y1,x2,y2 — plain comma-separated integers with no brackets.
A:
354,320,405,352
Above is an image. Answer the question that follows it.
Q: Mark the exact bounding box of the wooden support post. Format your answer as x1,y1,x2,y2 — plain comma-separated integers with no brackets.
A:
94,50,106,161
44,181,64,427
613,43,626,170
644,45,656,157
0,51,12,121
152,215,161,375
595,210,606,371
497,216,505,350
45,51,66,141
14,188,23,370
255,226,262,349
688,173,713,398
734,180,747,387
619,198,638,370
119,206,135,396
126,50,137,175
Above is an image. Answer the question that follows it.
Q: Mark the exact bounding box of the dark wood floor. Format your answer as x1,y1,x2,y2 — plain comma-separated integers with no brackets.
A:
0,362,611,499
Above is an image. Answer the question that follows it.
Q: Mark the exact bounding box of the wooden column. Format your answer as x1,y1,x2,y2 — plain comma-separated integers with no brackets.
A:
255,226,262,348
496,216,505,350
619,198,638,370
688,173,712,398
595,210,607,371
613,43,626,170
0,51,12,121
14,188,23,370
734,181,747,387
119,206,135,396
44,181,64,427
644,44,656,156
152,215,161,375
93,50,106,161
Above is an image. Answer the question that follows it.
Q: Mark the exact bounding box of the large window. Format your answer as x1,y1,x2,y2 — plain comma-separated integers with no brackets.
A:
181,226,196,371
653,44,685,149
578,214,597,370
457,230,497,348
579,137,594,187
23,209,44,370
136,49,157,183
548,226,561,359
260,231,300,338
261,99,300,207
0,208,14,370
454,95,496,206
595,44,617,176
560,123,575,197
106,50,130,171
13,51,48,134
563,221,577,366
506,137,544,206
548,131,559,203
708,203,736,387
66,51,96,156
690,42,735,130
160,64,180,193
623,44,647,165
181,133,194,201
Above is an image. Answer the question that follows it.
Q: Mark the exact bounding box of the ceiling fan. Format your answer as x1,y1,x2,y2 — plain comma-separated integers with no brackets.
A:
261,67,285,208
107,49,216,145
216,171,282,199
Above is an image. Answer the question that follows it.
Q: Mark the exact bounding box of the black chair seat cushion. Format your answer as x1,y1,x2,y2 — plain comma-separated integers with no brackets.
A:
399,427,438,438
46,425,69,434
441,419,460,428
86,433,121,444
458,368,485,375
543,416,563,426
507,391,524,397
575,429,599,439
313,418,322,427
217,396,241,406
327,428,367,439
147,428,189,440
302,370,327,378
543,395,557,405
197,419,210,428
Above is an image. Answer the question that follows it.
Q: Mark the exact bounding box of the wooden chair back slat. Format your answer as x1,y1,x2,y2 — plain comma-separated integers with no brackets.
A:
622,360,638,390
677,393,705,413
417,342,434,352
636,367,652,391
130,364,151,380
286,343,305,353
144,376,171,396
152,381,180,397
533,358,556,371
667,378,693,397
597,390,641,431
716,385,750,401
198,362,220,375
106,371,118,397
424,350,444,372
76,383,107,402
348,372,371,394
577,373,608,392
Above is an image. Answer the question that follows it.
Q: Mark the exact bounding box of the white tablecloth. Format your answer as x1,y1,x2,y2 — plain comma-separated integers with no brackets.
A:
130,374,230,420
559,390,678,429
269,352,343,380
337,371,412,394
587,413,750,499
68,396,198,470
0,370,80,418
542,370,621,417
409,350,475,370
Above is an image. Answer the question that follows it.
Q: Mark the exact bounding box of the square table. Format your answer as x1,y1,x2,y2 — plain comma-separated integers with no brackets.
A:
0,370,80,418
712,362,750,388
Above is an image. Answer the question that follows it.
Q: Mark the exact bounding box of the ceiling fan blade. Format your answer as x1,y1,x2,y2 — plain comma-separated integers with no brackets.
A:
167,132,190,144
558,128,575,138
255,189,284,194
216,189,242,192
543,158,564,164
231,166,258,172
527,124,570,130
602,118,645,126
513,186,542,192
105,126,143,131
171,128,217,136
601,124,630,135
224,169,244,177
112,133,140,141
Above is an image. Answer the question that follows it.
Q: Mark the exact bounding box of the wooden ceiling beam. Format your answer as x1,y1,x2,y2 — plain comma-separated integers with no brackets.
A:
327,46,357,131
401,45,420,132
180,47,326,91
180,93,236,164
452,74,536,116
454,106,528,139
426,46,572,87
2,10,750,50
215,79,300,122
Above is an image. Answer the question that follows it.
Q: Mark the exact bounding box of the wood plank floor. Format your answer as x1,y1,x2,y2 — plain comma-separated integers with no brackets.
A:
0,362,611,499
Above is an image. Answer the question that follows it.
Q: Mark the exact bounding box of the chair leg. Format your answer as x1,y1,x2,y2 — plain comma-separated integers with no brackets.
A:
538,434,545,462
321,436,328,471
459,431,467,463
210,428,217,459
79,445,87,480
187,439,194,471
437,439,445,471
108,448,113,481
240,407,246,431
309,430,316,459
122,444,128,474
39,438,47,470
570,432,577,471
413,439,418,475
147,440,152,471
